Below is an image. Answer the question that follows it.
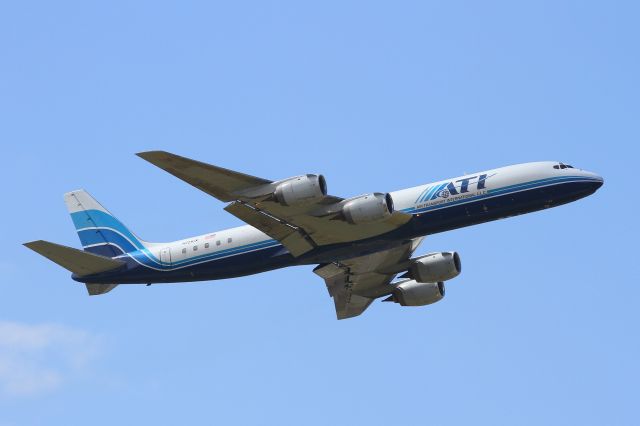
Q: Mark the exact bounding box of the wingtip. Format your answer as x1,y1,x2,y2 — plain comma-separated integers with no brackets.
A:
23,240,42,249
136,150,166,159
136,151,185,166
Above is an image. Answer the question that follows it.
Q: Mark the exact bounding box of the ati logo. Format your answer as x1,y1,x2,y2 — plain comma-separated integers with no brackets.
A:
415,174,493,204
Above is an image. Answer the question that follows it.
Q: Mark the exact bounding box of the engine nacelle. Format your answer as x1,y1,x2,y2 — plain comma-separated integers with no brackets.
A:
274,174,327,206
410,252,461,283
387,280,445,306
342,193,394,224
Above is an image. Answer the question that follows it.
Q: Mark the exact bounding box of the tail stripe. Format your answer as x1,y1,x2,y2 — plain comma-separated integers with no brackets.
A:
83,243,127,258
71,210,144,249
64,189,284,272
77,227,141,252
79,225,281,270
121,239,281,271
77,227,163,265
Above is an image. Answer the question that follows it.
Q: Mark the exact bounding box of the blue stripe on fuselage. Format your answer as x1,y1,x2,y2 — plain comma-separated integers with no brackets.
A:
78,228,139,252
119,238,281,271
71,210,145,250
404,175,599,214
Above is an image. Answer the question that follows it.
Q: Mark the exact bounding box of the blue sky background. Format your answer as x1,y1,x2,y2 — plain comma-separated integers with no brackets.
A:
1,1,638,424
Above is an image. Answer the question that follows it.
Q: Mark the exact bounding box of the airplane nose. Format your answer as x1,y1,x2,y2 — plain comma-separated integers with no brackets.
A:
586,173,604,191
595,176,604,189
592,174,604,189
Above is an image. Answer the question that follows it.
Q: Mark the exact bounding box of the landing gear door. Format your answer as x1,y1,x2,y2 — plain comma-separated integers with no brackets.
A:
160,247,172,266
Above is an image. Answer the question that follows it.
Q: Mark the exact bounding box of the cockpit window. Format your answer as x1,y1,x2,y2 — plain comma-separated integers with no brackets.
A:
553,163,575,170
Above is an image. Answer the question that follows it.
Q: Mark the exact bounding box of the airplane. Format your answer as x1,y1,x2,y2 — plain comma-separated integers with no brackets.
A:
24,152,604,319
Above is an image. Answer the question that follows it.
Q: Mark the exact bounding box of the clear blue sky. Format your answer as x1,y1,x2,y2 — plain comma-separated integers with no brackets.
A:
1,1,638,425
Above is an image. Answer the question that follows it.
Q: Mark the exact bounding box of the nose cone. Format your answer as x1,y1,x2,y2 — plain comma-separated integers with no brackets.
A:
589,172,604,190
582,171,604,194
595,176,604,190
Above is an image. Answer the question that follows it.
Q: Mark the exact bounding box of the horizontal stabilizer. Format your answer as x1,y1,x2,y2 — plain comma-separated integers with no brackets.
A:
224,201,315,257
23,240,125,276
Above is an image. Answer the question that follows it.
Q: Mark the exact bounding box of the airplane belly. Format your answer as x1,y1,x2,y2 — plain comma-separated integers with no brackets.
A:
87,245,297,284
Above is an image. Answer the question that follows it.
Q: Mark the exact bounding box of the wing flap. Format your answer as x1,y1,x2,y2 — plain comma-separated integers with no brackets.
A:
254,202,412,246
313,238,425,319
333,292,375,320
224,201,316,256
85,283,118,295
314,263,375,320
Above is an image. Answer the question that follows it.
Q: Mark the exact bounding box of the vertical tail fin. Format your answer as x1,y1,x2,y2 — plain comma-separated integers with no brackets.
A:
64,190,148,258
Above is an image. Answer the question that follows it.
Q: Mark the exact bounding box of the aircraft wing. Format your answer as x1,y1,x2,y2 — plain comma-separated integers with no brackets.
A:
137,151,412,257
313,238,424,319
136,151,271,202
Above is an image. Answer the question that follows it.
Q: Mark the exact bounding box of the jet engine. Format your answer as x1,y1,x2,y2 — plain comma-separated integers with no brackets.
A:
409,252,461,283
274,174,327,206
342,193,394,224
384,280,445,306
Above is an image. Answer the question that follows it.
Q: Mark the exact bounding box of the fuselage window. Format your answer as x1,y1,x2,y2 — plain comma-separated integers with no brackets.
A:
205,243,210,249
216,240,221,246
193,246,198,251
227,238,232,243
182,248,187,254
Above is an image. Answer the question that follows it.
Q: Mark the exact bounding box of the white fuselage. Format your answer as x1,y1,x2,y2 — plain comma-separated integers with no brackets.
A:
135,161,602,272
